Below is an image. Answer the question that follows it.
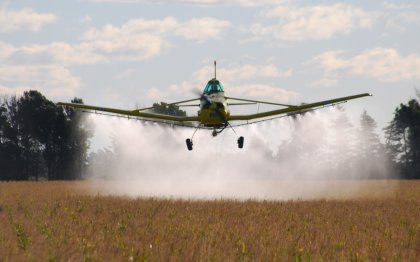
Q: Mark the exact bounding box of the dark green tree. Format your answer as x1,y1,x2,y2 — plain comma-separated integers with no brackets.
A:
385,99,420,179
43,96,92,180
16,91,58,180
0,91,93,181
0,101,20,180
0,97,25,180
62,98,93,179
150,102,186,116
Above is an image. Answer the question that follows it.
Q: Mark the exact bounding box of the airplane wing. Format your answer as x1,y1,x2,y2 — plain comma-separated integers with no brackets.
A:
57,99,200,123
227,93,371,121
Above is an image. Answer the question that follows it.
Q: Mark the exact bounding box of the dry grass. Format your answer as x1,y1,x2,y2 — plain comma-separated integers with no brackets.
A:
0,181,419,261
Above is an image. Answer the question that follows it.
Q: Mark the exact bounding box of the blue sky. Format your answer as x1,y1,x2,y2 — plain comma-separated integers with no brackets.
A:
1,0,420,132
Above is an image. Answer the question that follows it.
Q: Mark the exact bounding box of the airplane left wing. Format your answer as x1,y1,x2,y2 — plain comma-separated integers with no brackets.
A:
227,93,371,121
57,102,200,122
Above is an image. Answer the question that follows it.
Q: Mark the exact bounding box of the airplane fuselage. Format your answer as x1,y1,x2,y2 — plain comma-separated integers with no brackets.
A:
197,78,231,128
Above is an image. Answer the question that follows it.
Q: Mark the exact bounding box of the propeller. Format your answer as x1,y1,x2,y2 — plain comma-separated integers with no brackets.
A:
191,87,212,105
191,87,203,97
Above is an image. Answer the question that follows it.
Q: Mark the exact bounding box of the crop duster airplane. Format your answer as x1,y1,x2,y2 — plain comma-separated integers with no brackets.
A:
58,61,371,151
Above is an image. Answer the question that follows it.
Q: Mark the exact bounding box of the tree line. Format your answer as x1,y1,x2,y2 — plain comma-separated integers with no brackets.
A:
0,91,92,180
1,90,419,180
385,98,420,179
278,98,419,180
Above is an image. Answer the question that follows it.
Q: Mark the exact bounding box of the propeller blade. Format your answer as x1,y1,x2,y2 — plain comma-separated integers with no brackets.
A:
202,94,211,105
191,88,203,97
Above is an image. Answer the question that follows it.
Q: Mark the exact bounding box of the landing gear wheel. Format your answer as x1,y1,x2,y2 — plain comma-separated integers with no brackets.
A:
186,138,193,151
237,136,244,149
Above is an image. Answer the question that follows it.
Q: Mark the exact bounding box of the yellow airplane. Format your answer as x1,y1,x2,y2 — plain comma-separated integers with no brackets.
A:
58,62,371,150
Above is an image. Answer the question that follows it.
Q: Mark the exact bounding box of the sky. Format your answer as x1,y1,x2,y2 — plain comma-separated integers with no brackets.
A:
1,0,420,138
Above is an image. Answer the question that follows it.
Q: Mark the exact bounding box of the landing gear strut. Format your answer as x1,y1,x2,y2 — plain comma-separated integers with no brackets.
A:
186,125,201,151
227,122,244,149
186,123,245,150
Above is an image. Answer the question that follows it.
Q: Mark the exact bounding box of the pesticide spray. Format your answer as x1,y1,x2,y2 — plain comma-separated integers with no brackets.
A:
86,108,394,200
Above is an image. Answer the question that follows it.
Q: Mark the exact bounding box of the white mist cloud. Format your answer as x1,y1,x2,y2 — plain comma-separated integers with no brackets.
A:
87,107,392,200
0,6,57,32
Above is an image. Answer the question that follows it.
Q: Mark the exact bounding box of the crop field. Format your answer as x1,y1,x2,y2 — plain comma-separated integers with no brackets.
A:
0,181,419,261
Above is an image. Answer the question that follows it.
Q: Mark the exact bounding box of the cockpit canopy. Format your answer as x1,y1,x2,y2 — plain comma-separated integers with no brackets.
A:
203,79,224,95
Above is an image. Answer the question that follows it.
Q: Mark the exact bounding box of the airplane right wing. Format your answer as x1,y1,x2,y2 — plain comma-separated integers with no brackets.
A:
227,93,371,121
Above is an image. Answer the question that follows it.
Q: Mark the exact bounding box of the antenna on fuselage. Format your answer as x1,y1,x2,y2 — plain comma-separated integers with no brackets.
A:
214,60,217,79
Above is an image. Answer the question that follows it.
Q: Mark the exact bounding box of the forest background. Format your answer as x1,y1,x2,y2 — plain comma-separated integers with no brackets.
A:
0,90,419,181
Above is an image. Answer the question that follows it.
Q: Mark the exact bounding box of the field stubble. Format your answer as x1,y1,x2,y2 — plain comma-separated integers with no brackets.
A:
0,180,419,261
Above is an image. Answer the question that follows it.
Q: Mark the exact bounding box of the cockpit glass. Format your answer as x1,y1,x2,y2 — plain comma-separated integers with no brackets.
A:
203,80,224,95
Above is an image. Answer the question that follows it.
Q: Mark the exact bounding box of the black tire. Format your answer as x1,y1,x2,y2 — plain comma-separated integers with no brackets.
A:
186,139,193,151
237,136,244,149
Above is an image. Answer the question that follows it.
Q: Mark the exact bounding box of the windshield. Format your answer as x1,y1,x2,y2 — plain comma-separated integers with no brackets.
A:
203,79,224,95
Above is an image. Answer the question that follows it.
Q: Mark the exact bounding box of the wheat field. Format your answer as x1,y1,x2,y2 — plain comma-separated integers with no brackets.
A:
0,181,419,261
